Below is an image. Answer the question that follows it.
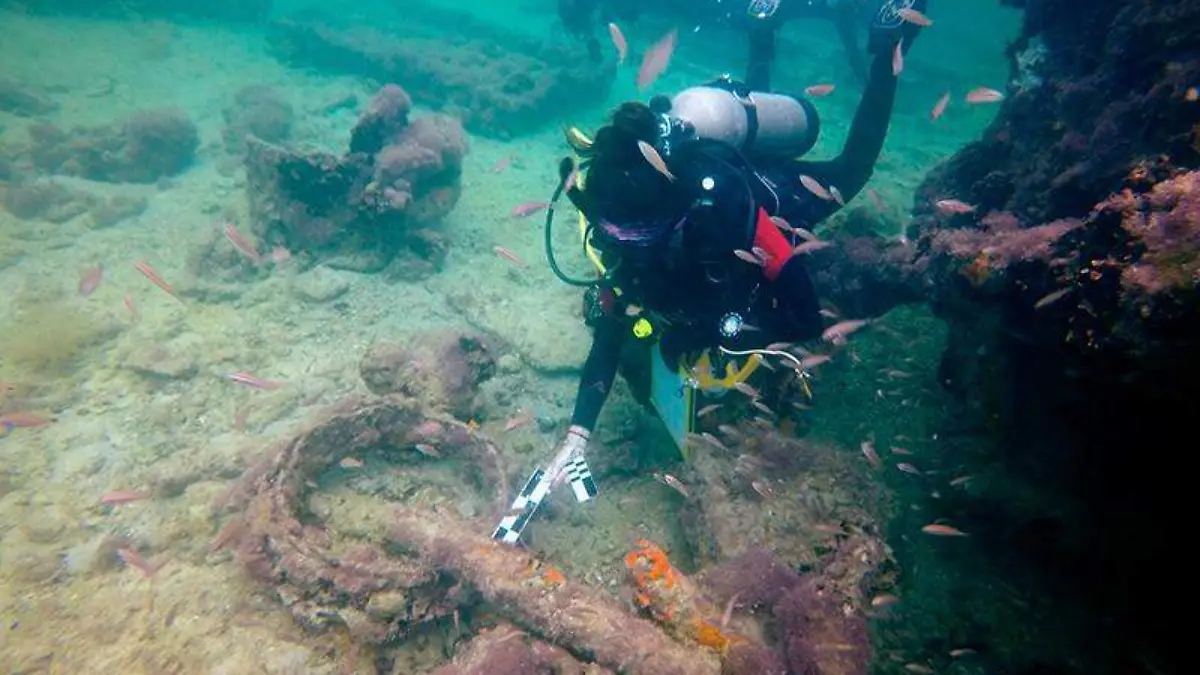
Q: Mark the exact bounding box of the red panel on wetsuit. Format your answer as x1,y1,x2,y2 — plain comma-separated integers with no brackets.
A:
753,207,793,280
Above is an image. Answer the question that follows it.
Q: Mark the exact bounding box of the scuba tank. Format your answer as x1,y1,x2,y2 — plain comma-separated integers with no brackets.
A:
663,81,821,159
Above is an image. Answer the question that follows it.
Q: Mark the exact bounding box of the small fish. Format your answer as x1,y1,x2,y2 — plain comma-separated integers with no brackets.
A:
930,91,950,121
829,185,846,206
699,432,727,451
949,648,977,658
1186,87,1199,102
78,264,104,296
948,475,973,487
750,480,774,500
716,424,741,438
100,490,144,506
607,22,628,64
696,403,721,417
770,215,796,234
637,28,678,90
116,547,166,577
492,156,512,173
0,411,53,430
494,246,528,267
881,368,912,379
270,245,292,264
124,294,139,322
822,319,870,342
896,462,922,475
226,372,284,390
1034,287,1073,309
751,246,772,262
861,440,881,469
890,446,913,456
637,140,675,181
804,83,835,97
339,457,365,469
935,199,977,215
133,261,183,302
510,201,549,218
965,87,1004,104
921,523,969,536
867,188,886,213
414,443,441,458
503,410,533,432
799,354,832,370
224,223,263,264
733,382,760,399
897,8,933,26
892,40,904,77
751,400,775,416
733,248,764,266
903,664,935,675
798,174,832,200
654,472,689,497
792,240,832,255
870,593,900,608
720,592,741,629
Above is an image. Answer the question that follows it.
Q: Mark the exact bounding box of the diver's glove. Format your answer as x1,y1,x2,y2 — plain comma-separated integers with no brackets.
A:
868,0,928,55
491,426,596,544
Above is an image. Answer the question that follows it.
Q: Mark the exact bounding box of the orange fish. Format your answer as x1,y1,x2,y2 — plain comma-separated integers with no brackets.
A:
224,223,263,264
637,29,677,90
930,92,950,121
637,140,675,180
133,261,183,302
935,199,976,215
965,87,1004,104
494,246,528,267
1035,287,1074,309
607,22,628,65
792,240,832,255
867,188,886,213
124,294,139,322
822,318,870,342
78,264,104,296
798,174,832,200
921,523,969,537
799,354,832,370
861,440,881,469
892,40,904,77
804,83,835,97
0,411,54,429
897,8,933,27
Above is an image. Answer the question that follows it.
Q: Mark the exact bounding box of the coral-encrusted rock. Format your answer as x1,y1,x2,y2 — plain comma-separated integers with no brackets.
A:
359,333,496,420
266,10,614,138
27,108,198,183
245,84,465,270
221,85,294,154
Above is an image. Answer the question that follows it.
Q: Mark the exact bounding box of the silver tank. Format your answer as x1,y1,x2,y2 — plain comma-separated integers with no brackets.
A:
669,86,818,158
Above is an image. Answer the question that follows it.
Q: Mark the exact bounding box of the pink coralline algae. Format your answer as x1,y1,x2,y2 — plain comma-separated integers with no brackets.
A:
1105,170,1200,295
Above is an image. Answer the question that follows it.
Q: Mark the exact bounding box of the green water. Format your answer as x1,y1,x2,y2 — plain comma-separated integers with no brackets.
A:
0,1,1101,674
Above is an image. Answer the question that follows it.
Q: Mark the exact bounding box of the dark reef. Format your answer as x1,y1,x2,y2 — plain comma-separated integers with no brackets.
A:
824,0,1200,672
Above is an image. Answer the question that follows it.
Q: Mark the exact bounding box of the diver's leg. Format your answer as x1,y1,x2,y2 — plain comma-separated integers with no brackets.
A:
745,17,777,91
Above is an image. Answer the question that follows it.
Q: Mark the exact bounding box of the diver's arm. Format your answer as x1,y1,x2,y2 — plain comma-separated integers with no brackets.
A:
569,312,626,432
791,51,897,224
753,208,824,340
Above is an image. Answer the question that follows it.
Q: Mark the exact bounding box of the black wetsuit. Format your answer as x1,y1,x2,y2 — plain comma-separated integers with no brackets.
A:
567,45,901,432
745,0,872,88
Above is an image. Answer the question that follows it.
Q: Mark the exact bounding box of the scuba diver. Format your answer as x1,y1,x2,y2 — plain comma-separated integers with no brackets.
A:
559,0,870,84
558,0,642,62
493,0,926,544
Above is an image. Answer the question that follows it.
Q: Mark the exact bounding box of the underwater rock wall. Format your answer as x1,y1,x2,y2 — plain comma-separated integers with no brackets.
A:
266,6,615,139
903,0,1200,669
